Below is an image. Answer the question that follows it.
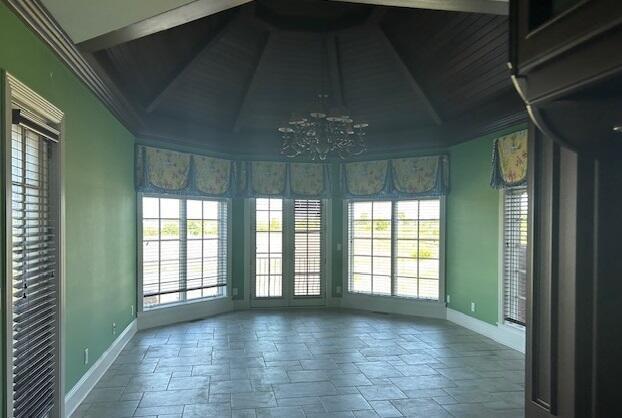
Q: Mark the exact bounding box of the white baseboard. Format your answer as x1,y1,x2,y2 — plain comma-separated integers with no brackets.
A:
138,297,234,330
326,295,342,308
233,298,250,310
65,319,137,416
446,308,525,353
340,293,446,319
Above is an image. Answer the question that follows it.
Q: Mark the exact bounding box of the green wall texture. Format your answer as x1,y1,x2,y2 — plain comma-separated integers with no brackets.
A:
231,198,246,300
445,126,526,325
0,2,137,403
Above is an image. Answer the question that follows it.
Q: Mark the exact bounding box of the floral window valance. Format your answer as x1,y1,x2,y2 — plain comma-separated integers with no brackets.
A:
237,161,331,198
490,130,528,189
341,155,449,198
136,145,234,197
136,145,331,198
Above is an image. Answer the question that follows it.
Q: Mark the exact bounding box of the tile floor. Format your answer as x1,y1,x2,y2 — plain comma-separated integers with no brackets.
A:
72,308,525,418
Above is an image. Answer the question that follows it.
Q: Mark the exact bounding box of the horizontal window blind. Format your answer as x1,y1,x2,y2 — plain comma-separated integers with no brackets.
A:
503,187,528,326
294,200,322,297
142,197,228,309
11,121,58,418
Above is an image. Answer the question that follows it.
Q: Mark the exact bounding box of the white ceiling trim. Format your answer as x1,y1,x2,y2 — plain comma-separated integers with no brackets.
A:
327,0,509,15
41,0,252,43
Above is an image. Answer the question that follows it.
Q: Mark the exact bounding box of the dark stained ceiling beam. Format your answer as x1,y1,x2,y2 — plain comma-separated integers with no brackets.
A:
326,0,509,15
77,0,254,52
145,15,242,114
325,34,345,107
233,32,273,133
373,26,443,125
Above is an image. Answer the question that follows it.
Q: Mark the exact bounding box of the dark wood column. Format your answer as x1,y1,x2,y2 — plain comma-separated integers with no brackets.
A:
526,125,622,417
510,2,622,415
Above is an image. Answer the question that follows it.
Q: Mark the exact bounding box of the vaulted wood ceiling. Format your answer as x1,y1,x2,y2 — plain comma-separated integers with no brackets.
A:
75,0,524,156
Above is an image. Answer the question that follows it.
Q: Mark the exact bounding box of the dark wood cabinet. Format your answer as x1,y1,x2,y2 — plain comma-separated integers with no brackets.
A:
511,1,622,417
510,0,622,151
510,0,622,105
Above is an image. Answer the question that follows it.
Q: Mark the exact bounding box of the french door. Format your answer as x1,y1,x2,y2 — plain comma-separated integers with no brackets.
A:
250,198,326,307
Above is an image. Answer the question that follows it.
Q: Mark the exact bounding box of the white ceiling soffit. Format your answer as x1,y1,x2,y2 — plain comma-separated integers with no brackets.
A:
40,0,251,43
328,0,509,15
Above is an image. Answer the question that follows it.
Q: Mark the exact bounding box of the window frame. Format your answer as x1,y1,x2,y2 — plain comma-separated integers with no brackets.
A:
248,198,328,306
137,192,232,313
4,73,66,418
342,197,446,303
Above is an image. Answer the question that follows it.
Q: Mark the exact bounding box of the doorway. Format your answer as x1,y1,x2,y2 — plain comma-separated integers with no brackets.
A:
4,73,65,418
250,198,326,307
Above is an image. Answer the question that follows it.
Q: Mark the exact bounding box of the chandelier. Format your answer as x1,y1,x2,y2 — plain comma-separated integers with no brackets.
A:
278,94,369,161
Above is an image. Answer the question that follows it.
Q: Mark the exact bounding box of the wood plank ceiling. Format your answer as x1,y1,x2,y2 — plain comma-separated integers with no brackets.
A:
83,0,524,156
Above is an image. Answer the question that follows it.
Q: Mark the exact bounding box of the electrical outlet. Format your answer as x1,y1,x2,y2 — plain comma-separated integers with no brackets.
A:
446,294,451,304
470,302,476,312
131,305,134,317
232,288,238,297
84,348,89,365
336,243,342,251
336,286,342,295
112,322,117,336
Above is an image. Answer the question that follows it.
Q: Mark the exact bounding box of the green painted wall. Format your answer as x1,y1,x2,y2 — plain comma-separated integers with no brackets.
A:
330,163,343,297
231,198,245,300
0,2,136,405
445,126,525,325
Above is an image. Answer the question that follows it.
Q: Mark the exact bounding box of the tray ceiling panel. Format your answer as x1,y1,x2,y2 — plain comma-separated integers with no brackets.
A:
58,0,523,156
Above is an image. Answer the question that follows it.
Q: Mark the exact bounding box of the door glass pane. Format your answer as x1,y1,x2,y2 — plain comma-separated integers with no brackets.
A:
255,198,283,297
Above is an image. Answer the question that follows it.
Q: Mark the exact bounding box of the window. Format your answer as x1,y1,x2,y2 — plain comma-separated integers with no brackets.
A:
395,200,441,300
502,187,528,325
255,198,283,298
294,199,323,297
141,196,228,309
348,199,441,300
10,107,61,417
348,201,392,295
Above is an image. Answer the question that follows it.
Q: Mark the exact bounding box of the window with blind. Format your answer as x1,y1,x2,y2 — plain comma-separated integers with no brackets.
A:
10,109,60,417
141,196,228,309
348,199,441,300
502,187,528,326
255,198,283,298
294,200,323,297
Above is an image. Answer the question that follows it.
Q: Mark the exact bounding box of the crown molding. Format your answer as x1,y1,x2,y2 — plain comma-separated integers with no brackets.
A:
2,0,142,133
